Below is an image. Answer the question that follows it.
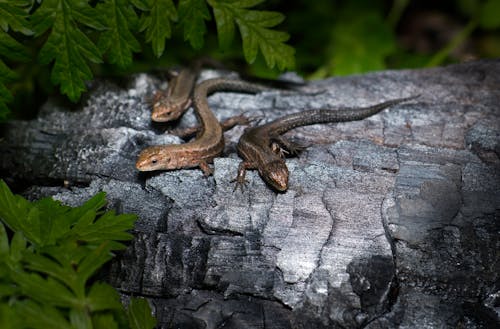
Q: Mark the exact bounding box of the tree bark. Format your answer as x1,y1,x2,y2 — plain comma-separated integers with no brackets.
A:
1,61,499,328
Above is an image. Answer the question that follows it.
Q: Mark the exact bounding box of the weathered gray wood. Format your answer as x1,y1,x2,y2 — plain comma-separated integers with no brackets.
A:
1,61,499,328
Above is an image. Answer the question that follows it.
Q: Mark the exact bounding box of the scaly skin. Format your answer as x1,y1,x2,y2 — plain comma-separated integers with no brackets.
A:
149,58,305,123
136,78,274,175
151,66,198,122
235,95,419,191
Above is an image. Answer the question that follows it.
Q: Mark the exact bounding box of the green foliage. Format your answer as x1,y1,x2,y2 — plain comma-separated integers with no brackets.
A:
138,0,178,58
479,0,500,29
2,0,500,120
294,1,396,78
127,298,157,329
321,10,395,76
0,1,32,120
32,0,104,102
208,0,294,69
427,0,500,67
178,0,212,49
0,0,294,120
0,180,156,329
96,0,142,69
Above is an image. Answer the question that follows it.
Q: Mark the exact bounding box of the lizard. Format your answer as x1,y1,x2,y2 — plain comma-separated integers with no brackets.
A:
149,65,256,135
233,95,419,192
150,65,199,122
150,56,306,124
136,78,276,175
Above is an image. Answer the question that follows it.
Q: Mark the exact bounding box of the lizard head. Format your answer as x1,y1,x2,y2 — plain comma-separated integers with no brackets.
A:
136,145,189,171
151,91,191,122
260,160,289,192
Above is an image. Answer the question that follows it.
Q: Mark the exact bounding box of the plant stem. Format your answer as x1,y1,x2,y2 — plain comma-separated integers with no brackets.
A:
387,0,410,28
426,19,478,67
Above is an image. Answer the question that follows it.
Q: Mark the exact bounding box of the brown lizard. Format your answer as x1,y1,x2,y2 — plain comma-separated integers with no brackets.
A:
150,57,305,124
150,65,199,122
234,95,419,192
136,78,275,175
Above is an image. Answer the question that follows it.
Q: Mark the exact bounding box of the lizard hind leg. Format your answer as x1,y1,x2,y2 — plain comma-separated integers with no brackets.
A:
199,161,214,176
271,135,308,156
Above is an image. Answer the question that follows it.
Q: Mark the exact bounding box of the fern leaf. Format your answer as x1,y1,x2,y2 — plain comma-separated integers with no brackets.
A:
208,0,295,70
178,0,212,49
15,301,71,329
0,60,15,120
32,0,103,101
0,1,33,35
97,0,142,68
0,29,31,61
0,181,150,327
139,0,178,57
0,1,32,120
87,282,123,312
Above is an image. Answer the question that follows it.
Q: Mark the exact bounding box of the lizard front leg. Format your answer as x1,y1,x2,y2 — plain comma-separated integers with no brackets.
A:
231,161,256,192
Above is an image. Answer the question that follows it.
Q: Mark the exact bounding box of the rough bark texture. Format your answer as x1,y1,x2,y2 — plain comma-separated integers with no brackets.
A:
1,61,499,328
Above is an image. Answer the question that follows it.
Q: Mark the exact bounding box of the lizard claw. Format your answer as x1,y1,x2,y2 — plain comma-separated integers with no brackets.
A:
271,142,289,158
231,177,248,192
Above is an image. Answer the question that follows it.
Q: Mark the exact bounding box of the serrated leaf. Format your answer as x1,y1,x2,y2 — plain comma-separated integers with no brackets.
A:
71,209,98,234
92,313,119,329
72,6,106,31
127,298,156,329
238,19,294,69
0,181,144,327
13,270,78,307
61,192,107,232
0,222,8,256
130,0,150,11
233,0,266,8
25,206,42,244
0,180,31,233
0,2,33,35
97,0,141,68
10,231,27,263
178,0,212,49
22,251,79,293
0,29,31,61
77,242,115,284
208,0,295,70
0,61,16,116
30,0,57,36
41,241,88,271
139,0,178,57
32,197,71,246
70,308,92,329
0,303,22,329
243,10,285,27
33,0,103,101
15,300,71,329
0,282,18,299
71,210,136,243
87,282,123,311
480,0,500,29
210,4,235,50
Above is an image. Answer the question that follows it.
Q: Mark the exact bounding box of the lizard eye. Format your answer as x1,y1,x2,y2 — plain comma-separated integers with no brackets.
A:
151,158,158,164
